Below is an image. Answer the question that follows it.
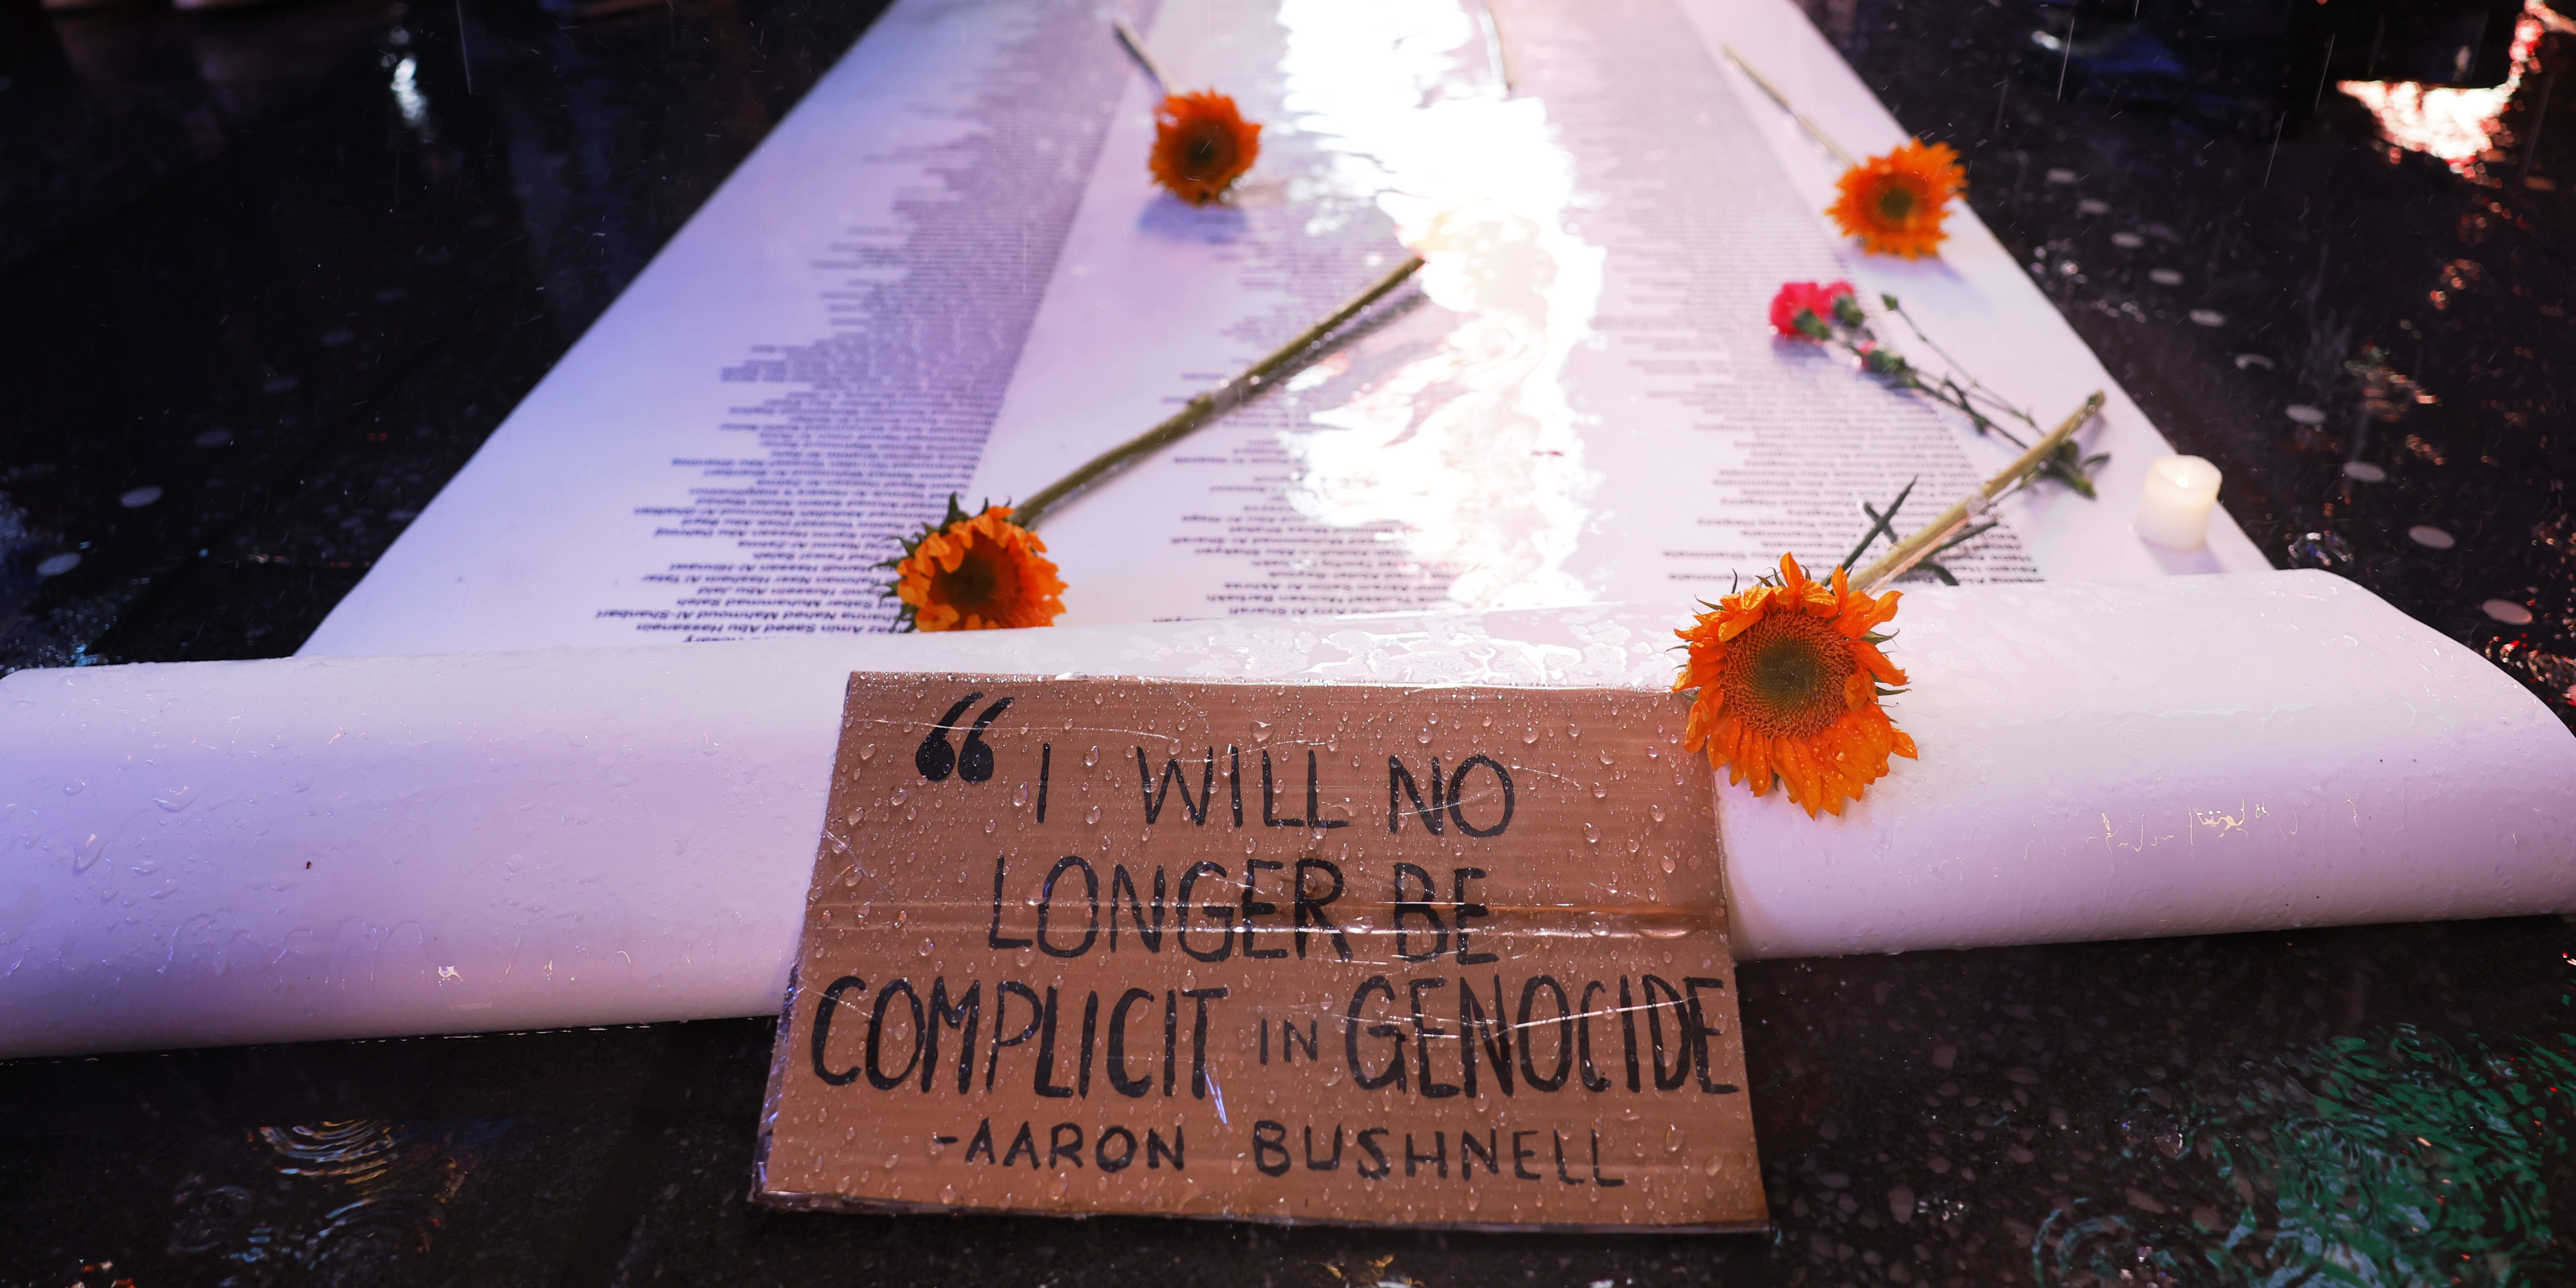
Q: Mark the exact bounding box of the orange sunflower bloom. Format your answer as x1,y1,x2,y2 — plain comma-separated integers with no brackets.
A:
1672,553,1917,818
1150,90,1261,206
1827,139,1965,259
889,497,1066,632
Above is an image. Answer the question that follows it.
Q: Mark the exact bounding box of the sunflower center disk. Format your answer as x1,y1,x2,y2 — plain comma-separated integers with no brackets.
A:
932,544,1014,618
1876,182,1916,222
1724,611,1857,739
1184,130,1227,176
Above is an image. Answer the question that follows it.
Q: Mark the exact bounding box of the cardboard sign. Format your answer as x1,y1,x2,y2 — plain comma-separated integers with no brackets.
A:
755,676,1766,1231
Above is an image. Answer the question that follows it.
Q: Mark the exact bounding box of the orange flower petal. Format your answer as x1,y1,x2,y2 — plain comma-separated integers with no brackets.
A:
1673,551,1917,815
1827,139,1964,259
892,504,1066,632
1151,91,1261,206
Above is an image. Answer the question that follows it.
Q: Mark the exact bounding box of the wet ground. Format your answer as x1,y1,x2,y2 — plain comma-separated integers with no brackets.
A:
3,0,2573,1282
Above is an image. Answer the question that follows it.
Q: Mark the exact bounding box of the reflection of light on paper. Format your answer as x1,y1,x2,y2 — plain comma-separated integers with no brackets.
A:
2339,2,2546,171
1274,0,1605,611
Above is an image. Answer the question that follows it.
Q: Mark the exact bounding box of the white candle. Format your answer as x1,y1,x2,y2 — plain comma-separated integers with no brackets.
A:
2135,454,2223,550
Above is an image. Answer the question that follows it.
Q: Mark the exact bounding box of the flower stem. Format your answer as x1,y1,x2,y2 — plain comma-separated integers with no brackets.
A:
1474,0,1515,94
1014,254,1426,531
1721,44,1859,167
1850,391,2102,593
1113,19,1169,97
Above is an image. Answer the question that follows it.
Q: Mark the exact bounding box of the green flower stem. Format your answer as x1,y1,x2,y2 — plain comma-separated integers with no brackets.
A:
1721,45,1859,168
1824,331,2103,499
1112,19,1169,97
1851,391,2102,593
1013,254,1425,531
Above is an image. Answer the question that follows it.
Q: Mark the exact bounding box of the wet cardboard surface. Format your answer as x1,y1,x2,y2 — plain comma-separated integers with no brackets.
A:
756,675,1765,1230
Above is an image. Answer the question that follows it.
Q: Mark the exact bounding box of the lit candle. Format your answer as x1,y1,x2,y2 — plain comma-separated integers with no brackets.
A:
2134,455,2222,551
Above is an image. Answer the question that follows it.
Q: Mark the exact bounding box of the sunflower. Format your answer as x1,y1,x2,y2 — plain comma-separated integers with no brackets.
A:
1673,553,1916,817
888,497,1066,632
1150,90,1261,206
1827,139,1965,259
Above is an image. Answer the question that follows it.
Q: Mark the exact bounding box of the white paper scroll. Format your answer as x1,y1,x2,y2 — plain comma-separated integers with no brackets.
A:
6,570,2570,1057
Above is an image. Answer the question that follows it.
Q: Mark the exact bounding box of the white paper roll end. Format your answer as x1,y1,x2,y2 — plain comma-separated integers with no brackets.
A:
1719,571,2576,957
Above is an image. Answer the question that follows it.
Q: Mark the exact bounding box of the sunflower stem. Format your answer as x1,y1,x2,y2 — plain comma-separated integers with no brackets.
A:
1113,19,1170,98
1475,0,1515,94
1014,254,1426,531
1721,44,1859,168
1851,391,2102,593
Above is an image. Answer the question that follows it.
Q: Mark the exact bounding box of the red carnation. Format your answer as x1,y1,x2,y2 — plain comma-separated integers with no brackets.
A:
1768,280,1855,338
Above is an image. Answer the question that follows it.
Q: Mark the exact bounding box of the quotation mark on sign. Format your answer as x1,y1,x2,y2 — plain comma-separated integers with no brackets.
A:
917,693,1014,784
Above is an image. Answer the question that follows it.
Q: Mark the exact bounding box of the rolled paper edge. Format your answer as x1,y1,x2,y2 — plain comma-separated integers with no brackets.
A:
1,571,2569,1057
